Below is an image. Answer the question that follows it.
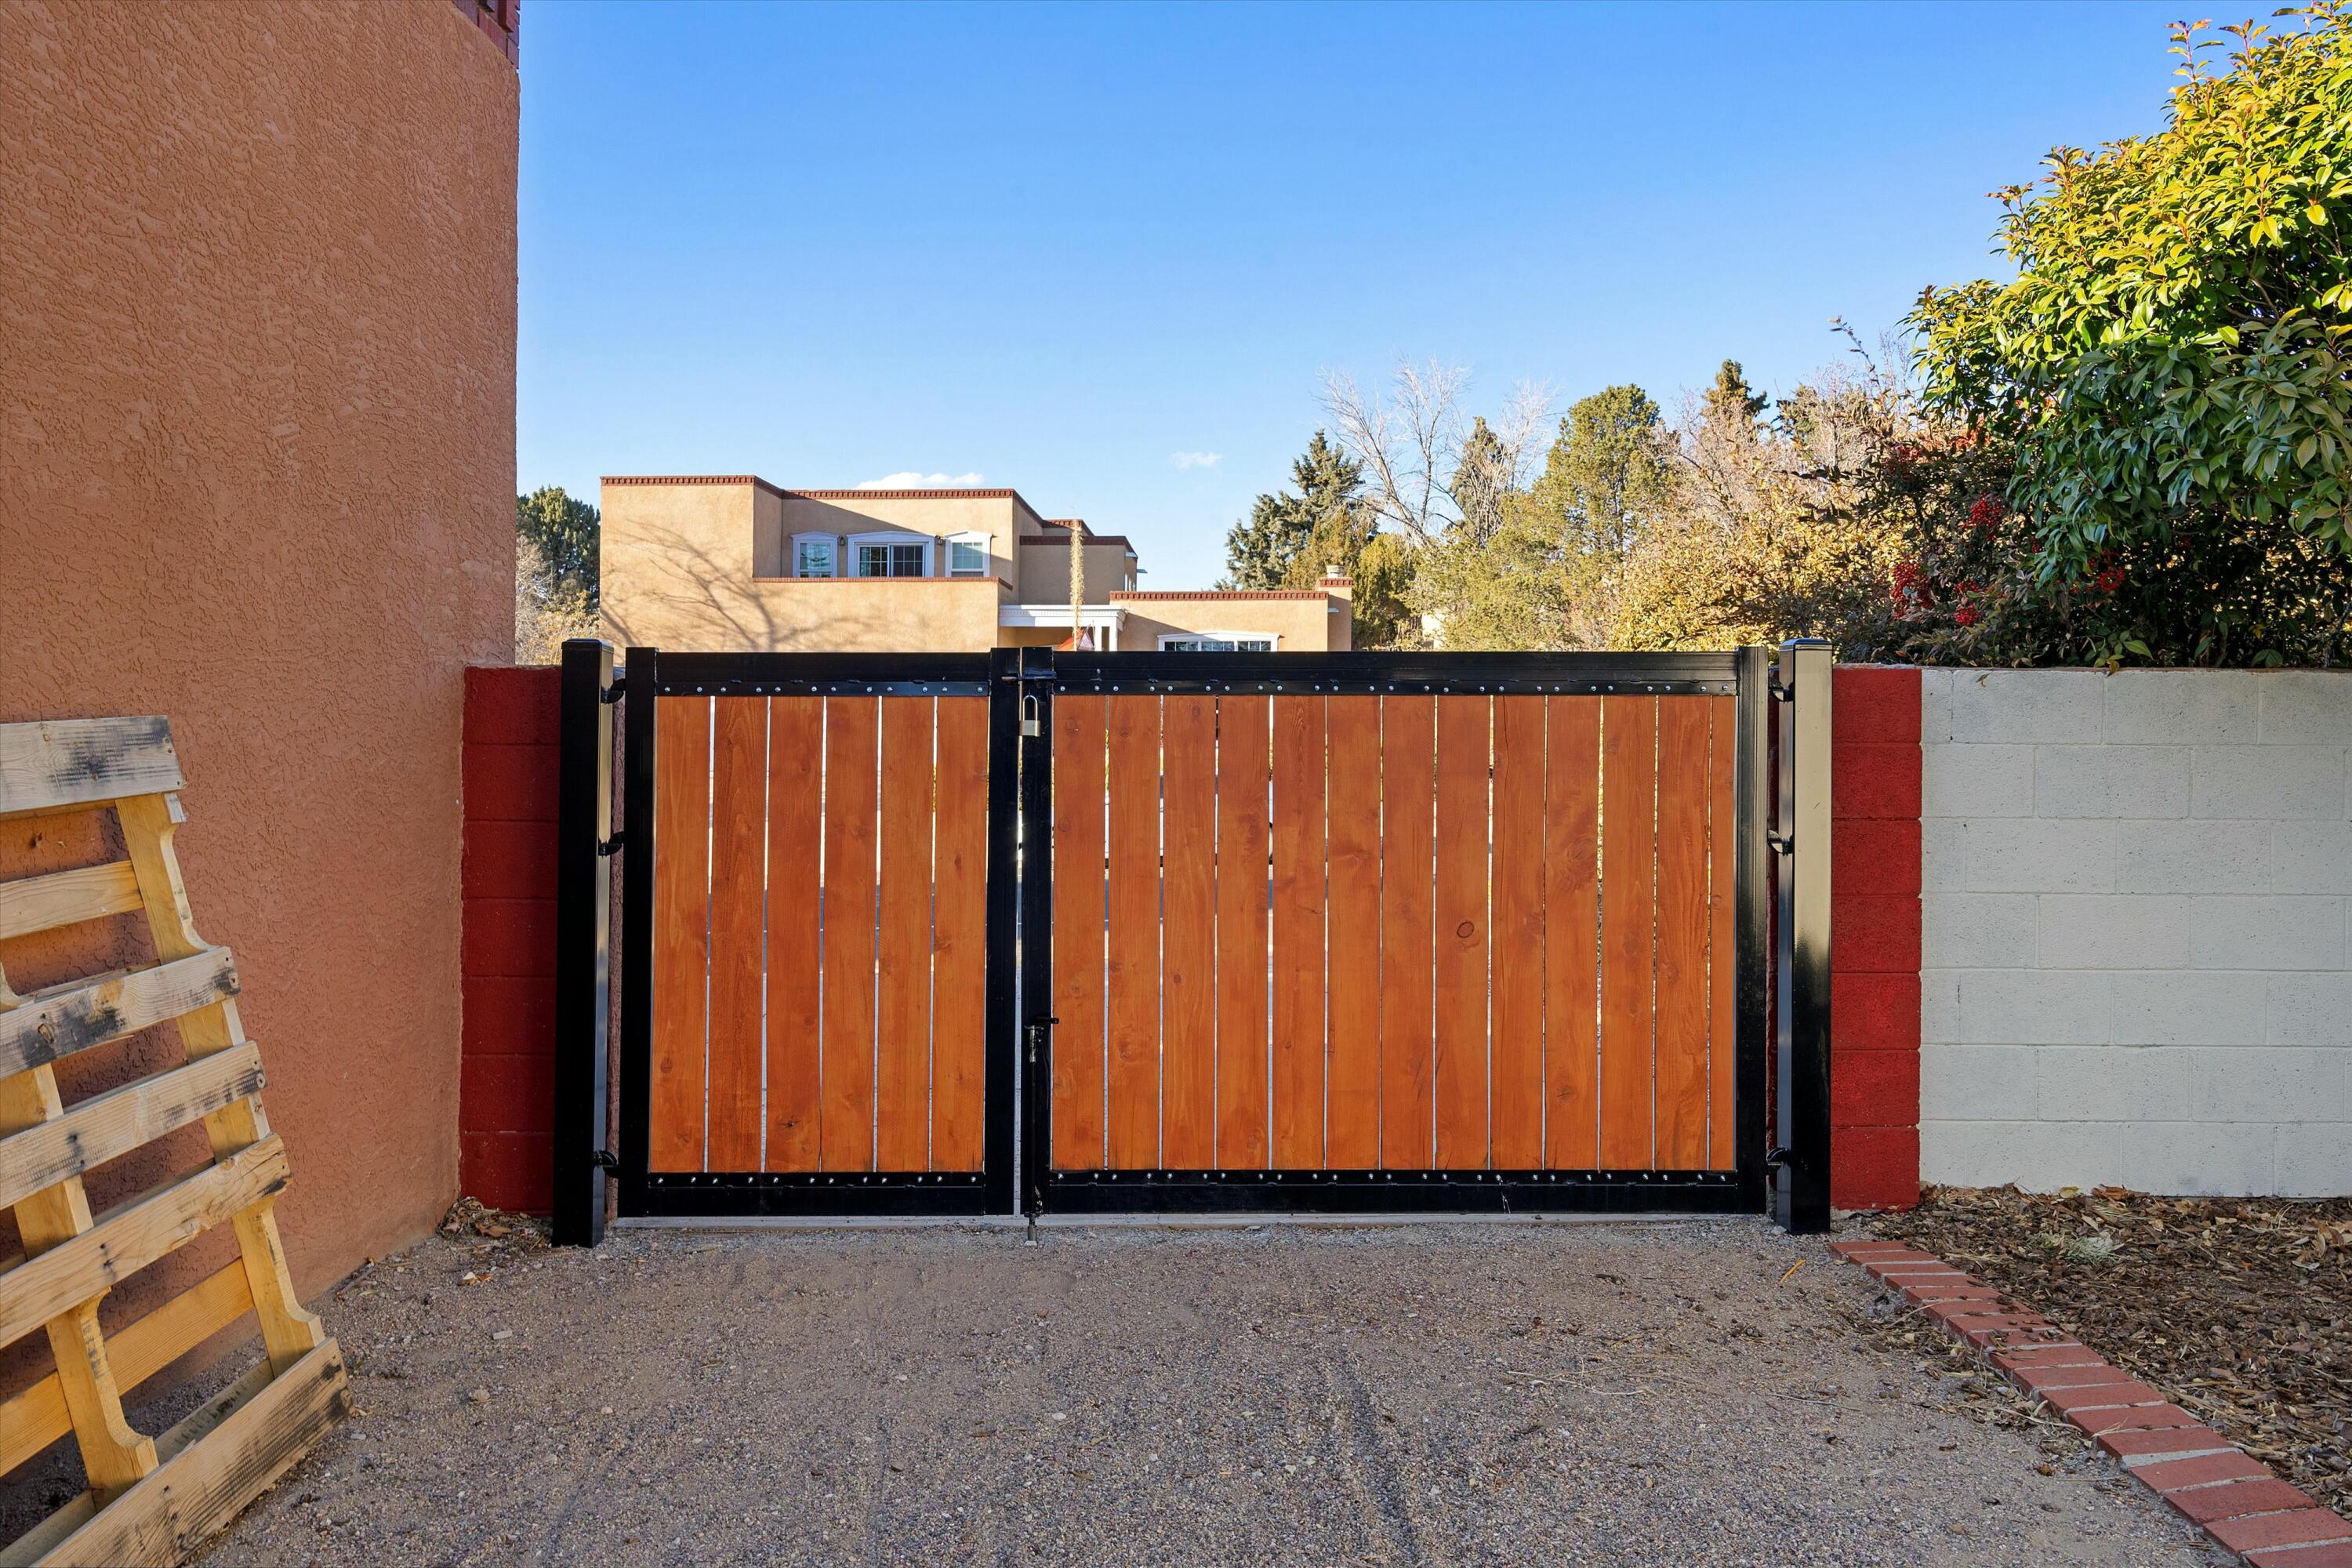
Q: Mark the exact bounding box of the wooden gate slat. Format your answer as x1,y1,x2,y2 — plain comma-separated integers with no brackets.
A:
764,696,823,1171
1599,696,1657,1170
706,698,768,1171
649,696,711,1171
1106,696,1162,1169
1051,695,1107,1170
1323,697,1381,1169
1432,696,1490,1169
1708,695,1738,1172
1378,697,1436,1169
1160,696,1218,1169
1653,699,1712,1168
1269,695,1326,1169
1542,697,1601,1169
1490,696,1546,1168
875,699,935,1171
1214,695,1271,1168
930,697,989,1173
820,696,880,1172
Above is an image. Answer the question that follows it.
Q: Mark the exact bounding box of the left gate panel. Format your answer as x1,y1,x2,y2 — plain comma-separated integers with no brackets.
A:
642,690,999,1201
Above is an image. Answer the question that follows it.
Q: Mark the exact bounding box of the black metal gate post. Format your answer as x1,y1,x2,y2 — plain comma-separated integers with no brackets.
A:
553,637,617,1246
1014,645,1056,1217
1773,637,1834,1234
1733,644,1773,1201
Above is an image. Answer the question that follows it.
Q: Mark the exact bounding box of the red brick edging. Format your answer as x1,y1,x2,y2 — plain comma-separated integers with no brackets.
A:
1833,1239,2352,1565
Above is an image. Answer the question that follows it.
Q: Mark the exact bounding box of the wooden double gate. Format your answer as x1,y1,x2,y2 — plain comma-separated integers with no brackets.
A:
578,646,1824,1230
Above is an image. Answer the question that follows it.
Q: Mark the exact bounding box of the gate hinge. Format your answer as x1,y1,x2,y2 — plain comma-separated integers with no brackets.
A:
590,1149,619,1172
1767,831,1794,856
598,832,627,857
1764,1145,1795,1169
601,677,626,704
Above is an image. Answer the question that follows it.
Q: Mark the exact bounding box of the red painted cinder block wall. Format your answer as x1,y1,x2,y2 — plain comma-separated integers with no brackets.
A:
1831,666,1922,1210
460,666,561,1214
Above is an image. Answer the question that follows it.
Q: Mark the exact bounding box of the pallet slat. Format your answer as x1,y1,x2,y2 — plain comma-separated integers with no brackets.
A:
1490,697,1546,1168
704,699,768,1171
818,697,880,1173
2,1340,348,1568
1378,697,1436,1170
1543,698,1601,1169
647,697,711,1172
874,699,934,1171
1708,695,1739,1172
0,1138,287,1352
1323,698,1381,1169
0,1045,265,1211
0,862,144,942
0,1262,253,1479
0,719,182,820
1432,697,1490,1169
1105,697,1161,1169
1654,699,1714,1167
1599,696,1658,1170
0,949,240,1080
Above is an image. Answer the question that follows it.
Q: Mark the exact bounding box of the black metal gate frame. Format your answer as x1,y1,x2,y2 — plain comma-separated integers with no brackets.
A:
612,648,1024,1221
557,642,1826,1234
1019,648,1773,1218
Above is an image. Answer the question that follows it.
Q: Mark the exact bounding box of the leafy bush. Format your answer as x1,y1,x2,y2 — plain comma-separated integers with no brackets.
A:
1909,5,2352,665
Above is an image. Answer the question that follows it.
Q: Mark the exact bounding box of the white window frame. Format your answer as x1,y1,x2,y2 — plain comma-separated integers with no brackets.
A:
942,531,992,579
791,532,838,579
1156,632,1278,652
848,532,931,579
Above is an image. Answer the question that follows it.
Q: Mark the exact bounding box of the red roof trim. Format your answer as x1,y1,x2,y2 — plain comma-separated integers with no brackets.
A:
602,474,789,500
1111,590,1327,602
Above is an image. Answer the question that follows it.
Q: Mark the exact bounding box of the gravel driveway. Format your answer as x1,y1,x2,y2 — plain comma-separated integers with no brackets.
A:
184,1216,2227,1567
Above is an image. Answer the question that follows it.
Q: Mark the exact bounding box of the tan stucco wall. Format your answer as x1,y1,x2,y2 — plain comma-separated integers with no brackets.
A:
1017,540,1137,602
1113,596,1346,652
1,0,517,1310
777,494,1018,583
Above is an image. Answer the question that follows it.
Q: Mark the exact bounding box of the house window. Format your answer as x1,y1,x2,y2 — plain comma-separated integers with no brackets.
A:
1158,634,1276,652
945,534,990,577
852,539,928,578
793,535,837,579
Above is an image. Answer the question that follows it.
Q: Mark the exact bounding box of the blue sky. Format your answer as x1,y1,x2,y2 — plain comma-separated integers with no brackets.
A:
521,1,2192,591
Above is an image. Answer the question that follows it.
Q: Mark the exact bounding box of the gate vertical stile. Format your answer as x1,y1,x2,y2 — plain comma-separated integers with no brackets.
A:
1015,646,1057,1218
1733,644,1773,1211
982,648,1023,1215
616,645,659,1223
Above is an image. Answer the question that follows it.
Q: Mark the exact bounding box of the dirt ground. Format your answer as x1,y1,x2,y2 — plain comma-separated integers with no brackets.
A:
1872,1186,2352,1514
19,1215,2241,1567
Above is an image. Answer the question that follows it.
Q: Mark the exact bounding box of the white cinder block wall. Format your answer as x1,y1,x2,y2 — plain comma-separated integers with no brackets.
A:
1919,669,2352,1196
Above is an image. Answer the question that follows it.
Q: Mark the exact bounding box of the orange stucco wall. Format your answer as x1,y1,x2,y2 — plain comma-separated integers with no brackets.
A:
1,0,518,1312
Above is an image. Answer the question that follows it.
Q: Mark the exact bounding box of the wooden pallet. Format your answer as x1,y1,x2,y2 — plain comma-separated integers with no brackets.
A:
0,717,346,1567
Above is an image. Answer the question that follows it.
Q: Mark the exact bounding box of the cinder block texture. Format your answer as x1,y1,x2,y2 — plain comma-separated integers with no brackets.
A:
1919,669,2350,1196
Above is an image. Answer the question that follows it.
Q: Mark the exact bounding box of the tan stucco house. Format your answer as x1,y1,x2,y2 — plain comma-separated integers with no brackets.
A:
599,475,1352,653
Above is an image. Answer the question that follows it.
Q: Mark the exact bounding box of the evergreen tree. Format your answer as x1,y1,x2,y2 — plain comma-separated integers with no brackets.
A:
1702,359,1769,436
1448,416,1512,544
1220,431,1367,590
517,485,601,601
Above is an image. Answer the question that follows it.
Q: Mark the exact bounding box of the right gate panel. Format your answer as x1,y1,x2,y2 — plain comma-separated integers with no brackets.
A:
1049,690,1740,1176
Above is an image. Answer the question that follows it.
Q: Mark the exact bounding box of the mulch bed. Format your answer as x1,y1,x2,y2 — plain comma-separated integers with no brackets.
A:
1867,1186,2352,1515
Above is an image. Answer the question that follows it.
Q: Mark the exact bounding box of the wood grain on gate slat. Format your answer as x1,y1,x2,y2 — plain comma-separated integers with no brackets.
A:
1542,698,1601,1169
1432,696,1490,1169
875,699,935,1171
1708,695,1738,1171
1051,695,1107,1170
930,698,990,1173
705,698,768,1171
764,697,823,1171
1269,695,1326,1169
1160,696,1218,1169
1653,699,1712,1168
1324,697,1382,1169
1214,695,1271,1168
1490,697,1546,1168
649,696,711,1171
1599,696,1657,1170
1378,697,1436,1168
819,696,880,1172
1106,697,1162,1169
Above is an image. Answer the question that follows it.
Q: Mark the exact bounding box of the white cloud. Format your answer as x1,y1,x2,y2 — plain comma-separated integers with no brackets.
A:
857,471,986,489
1169,452,1224,470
